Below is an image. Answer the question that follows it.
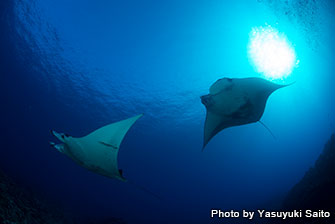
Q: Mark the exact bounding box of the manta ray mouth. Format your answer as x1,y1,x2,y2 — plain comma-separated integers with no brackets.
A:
201,94,213,108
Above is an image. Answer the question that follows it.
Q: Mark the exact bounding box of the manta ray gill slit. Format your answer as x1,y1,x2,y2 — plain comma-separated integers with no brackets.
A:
248,24,299,80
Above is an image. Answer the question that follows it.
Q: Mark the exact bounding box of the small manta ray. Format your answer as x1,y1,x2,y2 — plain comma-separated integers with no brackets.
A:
50,114,143,182
201,77,292,150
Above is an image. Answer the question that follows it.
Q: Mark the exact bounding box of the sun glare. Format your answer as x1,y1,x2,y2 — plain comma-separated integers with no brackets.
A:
248,25,298,80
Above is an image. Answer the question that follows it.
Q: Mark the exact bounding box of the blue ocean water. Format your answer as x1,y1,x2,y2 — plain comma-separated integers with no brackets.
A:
0,0,334,223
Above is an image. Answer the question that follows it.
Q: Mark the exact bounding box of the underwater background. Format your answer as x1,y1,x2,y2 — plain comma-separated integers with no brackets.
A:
0,0,334,223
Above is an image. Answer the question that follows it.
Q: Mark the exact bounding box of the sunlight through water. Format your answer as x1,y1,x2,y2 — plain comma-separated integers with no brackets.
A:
248,25,299,80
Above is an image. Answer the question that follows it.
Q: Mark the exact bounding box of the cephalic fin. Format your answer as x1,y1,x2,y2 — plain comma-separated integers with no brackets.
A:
49,142,65,153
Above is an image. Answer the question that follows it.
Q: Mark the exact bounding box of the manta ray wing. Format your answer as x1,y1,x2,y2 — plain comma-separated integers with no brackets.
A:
58,114,143,181
82,114,144,149
203,111,232,149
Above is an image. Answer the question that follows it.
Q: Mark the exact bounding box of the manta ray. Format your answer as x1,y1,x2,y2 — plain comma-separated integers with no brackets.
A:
50,114,143,181
201,77,291,149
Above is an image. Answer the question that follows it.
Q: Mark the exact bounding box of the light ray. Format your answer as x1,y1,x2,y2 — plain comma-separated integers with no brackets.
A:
248,25,298,80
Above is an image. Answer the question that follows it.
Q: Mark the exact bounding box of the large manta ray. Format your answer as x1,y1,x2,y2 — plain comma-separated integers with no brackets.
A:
201,77,290,149
50,114,143,181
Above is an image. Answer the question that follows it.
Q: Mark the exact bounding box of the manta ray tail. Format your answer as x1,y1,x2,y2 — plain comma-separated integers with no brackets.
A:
258,121,276,140
127,180,162,200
